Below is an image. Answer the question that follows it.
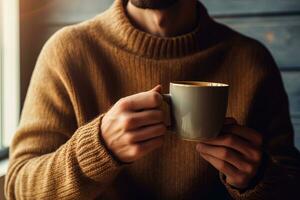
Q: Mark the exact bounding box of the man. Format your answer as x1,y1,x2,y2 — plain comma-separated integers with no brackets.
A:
5,0,300,199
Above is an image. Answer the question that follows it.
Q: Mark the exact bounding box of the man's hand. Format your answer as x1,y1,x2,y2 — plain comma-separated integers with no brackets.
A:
101,85,166,163
196,118,263,189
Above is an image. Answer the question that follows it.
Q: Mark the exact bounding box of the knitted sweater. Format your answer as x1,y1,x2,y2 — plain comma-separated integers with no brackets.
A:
5,0,300,199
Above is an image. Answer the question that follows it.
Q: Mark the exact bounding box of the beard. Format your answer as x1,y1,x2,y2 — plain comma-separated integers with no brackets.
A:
129,0,179,9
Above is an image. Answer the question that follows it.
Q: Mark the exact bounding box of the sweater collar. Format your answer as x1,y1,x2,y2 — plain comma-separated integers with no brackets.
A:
102,0,212,59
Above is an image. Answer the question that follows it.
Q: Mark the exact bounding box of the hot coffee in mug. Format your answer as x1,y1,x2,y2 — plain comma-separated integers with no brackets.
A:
162,81,229,141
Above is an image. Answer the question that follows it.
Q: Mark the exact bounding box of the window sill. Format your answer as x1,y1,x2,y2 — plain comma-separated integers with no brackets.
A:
0,148,9,177
0,158,8,177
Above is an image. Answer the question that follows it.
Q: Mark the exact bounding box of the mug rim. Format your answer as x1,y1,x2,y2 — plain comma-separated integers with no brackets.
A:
170,81,229,87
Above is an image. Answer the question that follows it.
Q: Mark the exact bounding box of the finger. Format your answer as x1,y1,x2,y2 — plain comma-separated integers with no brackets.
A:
199,152,237,178
200,152,250,189
121,109,164,130
196,143,252,172
151,85,162,93
222,125,263,147
120,88,163,111
200,134,262,163
131,136,164,160
122,123,166,144
226,175,249,190
223,117,237,125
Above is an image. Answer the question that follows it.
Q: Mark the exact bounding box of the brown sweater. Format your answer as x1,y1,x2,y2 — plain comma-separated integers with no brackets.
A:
5,0,300,199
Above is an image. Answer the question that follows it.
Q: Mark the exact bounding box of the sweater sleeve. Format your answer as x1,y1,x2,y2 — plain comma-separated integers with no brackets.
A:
220,42,300,200
4,28,121,200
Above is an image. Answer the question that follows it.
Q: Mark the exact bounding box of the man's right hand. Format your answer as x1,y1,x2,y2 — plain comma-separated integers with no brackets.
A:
101,85,167,163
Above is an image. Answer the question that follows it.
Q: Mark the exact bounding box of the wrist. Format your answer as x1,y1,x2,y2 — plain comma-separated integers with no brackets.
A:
222,151,270,192
98,113,130,166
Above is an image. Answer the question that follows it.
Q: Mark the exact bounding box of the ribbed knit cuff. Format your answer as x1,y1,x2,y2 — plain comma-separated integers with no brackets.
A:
220,155,281,200
75,114,121,182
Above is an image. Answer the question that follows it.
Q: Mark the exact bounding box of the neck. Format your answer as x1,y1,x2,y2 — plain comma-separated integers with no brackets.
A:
126,0,198,37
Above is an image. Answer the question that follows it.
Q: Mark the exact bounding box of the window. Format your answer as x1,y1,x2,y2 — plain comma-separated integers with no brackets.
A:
0,0,20,155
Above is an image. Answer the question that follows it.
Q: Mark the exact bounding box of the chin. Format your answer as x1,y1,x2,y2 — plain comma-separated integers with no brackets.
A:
129,0,179,9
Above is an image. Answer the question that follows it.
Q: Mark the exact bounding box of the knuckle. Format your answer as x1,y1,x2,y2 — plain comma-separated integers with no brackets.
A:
122,115,136,130
233,176,243,186
130,145,141,158
117,98,129,110
150,91,162,107
121,117,130,130
123,133,135,144
221,148,230,159
252,151,262,162
236,175,248,186
105,138,116,150
243,163,255,174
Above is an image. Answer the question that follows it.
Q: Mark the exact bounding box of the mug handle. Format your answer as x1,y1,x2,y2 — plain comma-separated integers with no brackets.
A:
161,93,174,131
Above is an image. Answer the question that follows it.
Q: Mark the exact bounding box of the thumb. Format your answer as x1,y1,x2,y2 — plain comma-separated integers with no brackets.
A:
151,84,162,93
224,117,238,125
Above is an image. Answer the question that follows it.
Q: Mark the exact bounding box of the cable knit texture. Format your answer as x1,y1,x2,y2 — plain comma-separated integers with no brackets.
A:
5,0,300,199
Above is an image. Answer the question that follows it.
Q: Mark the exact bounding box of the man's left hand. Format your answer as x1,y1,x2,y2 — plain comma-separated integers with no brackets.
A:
196,118,263,189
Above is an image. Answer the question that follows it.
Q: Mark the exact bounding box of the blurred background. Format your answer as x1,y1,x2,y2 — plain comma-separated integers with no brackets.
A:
0,0,300,198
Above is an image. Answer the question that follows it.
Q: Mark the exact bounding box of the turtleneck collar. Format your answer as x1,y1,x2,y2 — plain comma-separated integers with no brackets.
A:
100,0,212,59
